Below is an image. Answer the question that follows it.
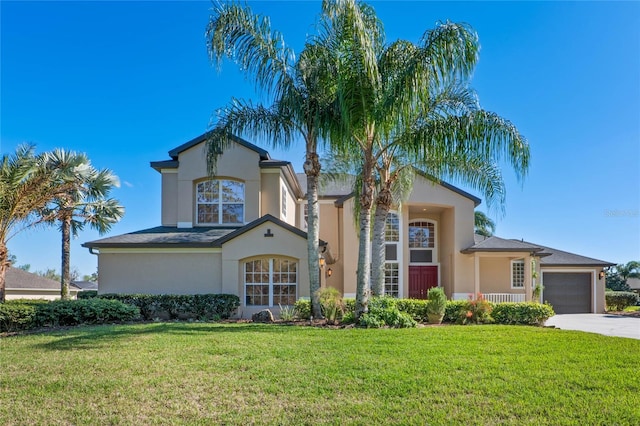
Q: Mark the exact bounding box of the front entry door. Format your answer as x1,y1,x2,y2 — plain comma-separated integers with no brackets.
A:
408,266,438,299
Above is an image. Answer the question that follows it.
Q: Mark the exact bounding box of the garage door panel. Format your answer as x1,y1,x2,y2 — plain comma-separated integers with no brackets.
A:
543,272,591,314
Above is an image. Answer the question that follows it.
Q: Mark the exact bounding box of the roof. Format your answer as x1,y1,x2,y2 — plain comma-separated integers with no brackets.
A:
167,132,270,161
71,281,99,291
461,235,546,254
83,214,316,249
462,235,614,267
5,267,81,291
307,171,482,207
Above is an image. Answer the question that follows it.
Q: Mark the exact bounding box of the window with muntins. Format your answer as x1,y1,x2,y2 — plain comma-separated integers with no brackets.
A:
196,179,244,225
511,259,525,288
245,258,297,306
384,212,400,297
408,220,436,263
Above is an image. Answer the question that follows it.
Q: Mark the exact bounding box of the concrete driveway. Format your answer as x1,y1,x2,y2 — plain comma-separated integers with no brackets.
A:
545,314,640,340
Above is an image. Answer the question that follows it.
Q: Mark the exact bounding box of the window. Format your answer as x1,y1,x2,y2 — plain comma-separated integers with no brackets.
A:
408,220,436,264
196,179,244,225
245,258,297,306
384,212,400,297
302,203,308,230
281,186,287,218
511,259,525,288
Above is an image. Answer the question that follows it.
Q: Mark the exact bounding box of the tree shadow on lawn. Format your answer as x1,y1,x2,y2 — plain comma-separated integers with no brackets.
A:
31,322,286,351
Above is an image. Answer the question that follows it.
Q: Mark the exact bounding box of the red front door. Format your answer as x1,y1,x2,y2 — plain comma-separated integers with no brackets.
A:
408,266,438,299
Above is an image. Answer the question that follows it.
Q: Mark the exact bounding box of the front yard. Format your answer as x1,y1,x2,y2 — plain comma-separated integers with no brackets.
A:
1,323,638,425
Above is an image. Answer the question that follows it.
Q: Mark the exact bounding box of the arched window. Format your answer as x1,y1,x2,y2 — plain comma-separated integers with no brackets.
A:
196,179,244,225
245,258,297,306
408,220,436,263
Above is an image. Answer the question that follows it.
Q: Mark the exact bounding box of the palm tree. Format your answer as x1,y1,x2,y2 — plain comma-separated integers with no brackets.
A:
474,211,496,237
41,149,124,299
205,2,342,318
0,145,74,302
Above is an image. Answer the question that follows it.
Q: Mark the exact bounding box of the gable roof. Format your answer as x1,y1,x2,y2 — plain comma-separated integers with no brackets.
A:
168,132,270,161
5,267,81,291
307,171,482,207
462,235,614,267
83,215,316,249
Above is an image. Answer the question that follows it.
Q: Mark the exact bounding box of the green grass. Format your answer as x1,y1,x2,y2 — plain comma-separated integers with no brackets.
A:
1,323,638,425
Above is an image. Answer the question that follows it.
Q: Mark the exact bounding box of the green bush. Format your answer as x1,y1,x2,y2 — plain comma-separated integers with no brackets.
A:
316,287,344,324
444,300,470,323
605,291,639,311
293,299,311,319
492,303,555,326
358,297,417,328
395,299,429,321
0,301,41,332
99,294,239,321
77,290,98,299
34,299,140,327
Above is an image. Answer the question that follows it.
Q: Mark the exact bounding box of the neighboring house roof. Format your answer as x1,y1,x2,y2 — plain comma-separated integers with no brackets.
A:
462,235,614,267
71,281,99,291
83,214,321,249
627,277,640,290
5,267,81,291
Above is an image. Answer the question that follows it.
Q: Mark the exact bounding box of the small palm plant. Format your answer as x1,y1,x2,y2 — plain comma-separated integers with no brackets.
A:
426,287,447,324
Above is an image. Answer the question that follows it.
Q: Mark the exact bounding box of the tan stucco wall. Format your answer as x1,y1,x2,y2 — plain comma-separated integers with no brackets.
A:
541,266,606,313
479,257,526,294
318,201,343,294
260,170,280,219
280,176,298,226
339,198,359,297
97,251,222,295
176,143,261,226
161,171,178,226
220,221,310,313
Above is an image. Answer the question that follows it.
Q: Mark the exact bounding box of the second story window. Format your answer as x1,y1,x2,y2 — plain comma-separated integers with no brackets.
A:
281,186,287,218
196,179,244,225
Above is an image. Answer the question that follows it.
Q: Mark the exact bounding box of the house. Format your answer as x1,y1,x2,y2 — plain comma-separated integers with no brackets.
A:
5,267,80,300
83,133,613,316
71,280,99,292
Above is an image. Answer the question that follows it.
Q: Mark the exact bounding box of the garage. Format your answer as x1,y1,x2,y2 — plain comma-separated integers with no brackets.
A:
542,272,592,314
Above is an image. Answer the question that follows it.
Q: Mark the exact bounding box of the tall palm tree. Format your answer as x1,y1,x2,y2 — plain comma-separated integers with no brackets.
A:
205,2,342,318
474,210,496,237
0,145,74,302
322,1,528,316
41,150,124,299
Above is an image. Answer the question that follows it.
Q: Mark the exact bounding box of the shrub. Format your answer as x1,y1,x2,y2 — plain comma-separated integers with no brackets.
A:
77,290,98,299
605,291,639,311
0,301,40,332
492,303,555,326
34,299,140,327
395,299,429,321
426,288,447,323
316,287,344,324
443,296,493,325
444,300,471,323
358,297,417,328
278,304,296,321
293,299,311,319
99,294,239,321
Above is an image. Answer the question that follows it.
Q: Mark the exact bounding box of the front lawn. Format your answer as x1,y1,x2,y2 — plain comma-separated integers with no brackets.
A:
1,323,638,425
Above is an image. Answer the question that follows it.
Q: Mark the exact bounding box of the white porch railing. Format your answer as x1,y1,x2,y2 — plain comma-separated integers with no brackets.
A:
483,293,526,303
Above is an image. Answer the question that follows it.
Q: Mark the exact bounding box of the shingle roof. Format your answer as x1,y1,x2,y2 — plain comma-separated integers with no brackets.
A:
6,268,81,291
82,226,237,248
461,235,546,254
463,235,614,266
167,132,270,160
83,215,314,249
71,281,99,291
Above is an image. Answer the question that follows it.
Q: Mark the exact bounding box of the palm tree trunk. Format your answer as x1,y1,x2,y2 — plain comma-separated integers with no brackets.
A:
304,149,323,319
371,187,392,297
60,216,71,300
0,243,8,303
355,151,375,319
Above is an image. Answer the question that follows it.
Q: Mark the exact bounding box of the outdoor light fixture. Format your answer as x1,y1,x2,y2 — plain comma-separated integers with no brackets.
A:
319,257,325,268
599,270,605,280
327,268,333,278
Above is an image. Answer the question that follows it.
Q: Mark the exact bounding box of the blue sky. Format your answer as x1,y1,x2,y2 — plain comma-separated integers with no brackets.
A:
1,1,638,277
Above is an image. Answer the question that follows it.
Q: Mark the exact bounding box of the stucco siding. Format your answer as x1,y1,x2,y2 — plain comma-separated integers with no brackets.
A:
161,172,178,226
260,171,280,219
98,251,222,295
279,176,298,226
176,143,261,225
479,257,524,294
318,201,343,293
340,199,359,296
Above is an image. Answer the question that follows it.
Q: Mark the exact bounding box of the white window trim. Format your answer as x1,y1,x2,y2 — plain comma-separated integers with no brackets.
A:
383,211,403,298
195,179,245,225
408,218,438,265
244,258,298,307
511,259,525,289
